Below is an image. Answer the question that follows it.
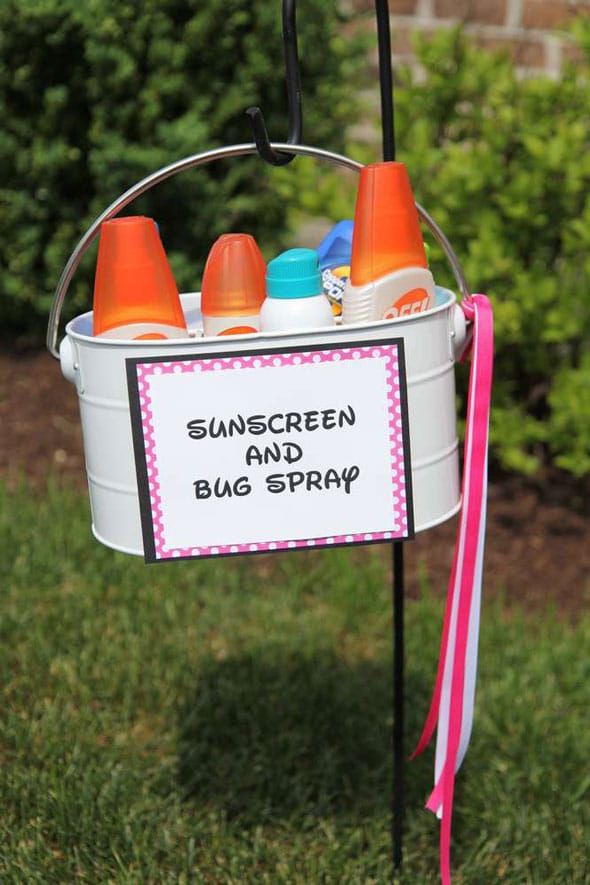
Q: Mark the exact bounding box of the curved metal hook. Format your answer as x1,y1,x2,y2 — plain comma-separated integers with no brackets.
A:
245,0,302,166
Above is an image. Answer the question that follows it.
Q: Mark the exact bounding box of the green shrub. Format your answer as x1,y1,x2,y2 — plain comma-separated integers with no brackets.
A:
0,0,365,337
2,4,589,478
288,24,590,478
393,25,590,477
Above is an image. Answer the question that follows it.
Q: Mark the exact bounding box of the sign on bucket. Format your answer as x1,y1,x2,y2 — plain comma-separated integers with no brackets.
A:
126,337,415,562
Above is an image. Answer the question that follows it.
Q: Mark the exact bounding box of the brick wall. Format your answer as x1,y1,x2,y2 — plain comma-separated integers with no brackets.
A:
352,0,589,76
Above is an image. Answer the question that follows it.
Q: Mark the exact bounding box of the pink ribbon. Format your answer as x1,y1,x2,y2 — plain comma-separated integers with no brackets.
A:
411,294,494,884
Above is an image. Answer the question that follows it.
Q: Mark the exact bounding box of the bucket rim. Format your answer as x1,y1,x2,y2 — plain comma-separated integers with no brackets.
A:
63,286,457,348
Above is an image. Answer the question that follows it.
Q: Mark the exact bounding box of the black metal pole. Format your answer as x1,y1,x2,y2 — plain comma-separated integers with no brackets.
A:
392,541,404,871
373,0,405,875
375,0,396,163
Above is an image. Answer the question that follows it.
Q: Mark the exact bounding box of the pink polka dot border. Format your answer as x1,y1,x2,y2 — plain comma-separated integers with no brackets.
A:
133,343,412,560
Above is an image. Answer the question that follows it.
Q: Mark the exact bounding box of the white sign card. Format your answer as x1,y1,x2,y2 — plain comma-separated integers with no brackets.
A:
126,339,414,562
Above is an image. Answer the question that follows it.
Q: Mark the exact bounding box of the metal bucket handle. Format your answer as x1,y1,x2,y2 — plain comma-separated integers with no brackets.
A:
46,142,470,359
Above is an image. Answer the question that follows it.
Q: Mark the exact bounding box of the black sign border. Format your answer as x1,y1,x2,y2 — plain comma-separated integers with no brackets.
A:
126,337,415,563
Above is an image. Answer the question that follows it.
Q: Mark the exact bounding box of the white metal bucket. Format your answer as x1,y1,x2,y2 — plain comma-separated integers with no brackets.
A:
47,143,473,557
59,286,466,556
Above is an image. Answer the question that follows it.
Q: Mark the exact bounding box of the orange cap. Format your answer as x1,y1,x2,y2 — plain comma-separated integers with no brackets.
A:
92,216,186,336
350,162,428,286
201,234,266,316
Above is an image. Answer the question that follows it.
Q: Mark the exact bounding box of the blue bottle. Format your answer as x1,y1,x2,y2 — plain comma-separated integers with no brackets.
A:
316,220,354,318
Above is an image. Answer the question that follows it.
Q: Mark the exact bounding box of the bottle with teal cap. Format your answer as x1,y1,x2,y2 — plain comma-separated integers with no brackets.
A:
260,248,335,333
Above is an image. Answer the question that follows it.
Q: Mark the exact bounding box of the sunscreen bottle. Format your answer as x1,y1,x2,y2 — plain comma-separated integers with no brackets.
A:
201,234,266,336
92,216,188,339
342,162,435,325
260,248,335,333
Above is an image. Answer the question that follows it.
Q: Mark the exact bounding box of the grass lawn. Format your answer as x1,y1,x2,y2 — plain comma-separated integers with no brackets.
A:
0,481,588,883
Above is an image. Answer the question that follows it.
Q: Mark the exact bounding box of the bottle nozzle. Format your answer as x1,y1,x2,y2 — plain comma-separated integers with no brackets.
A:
350,162,428,286
92,216,186,337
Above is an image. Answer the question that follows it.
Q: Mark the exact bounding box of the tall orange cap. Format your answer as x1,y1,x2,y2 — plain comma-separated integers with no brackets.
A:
350,162,428,286
201,234,266,316
92,216,186,336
